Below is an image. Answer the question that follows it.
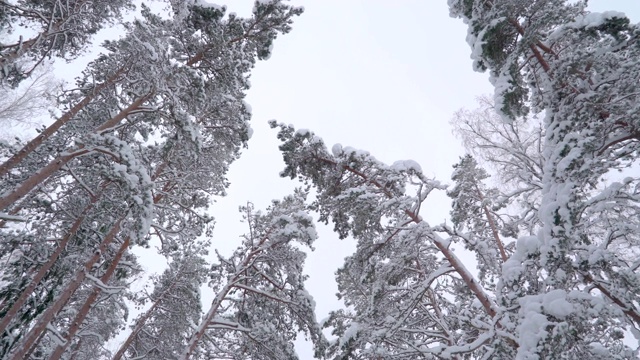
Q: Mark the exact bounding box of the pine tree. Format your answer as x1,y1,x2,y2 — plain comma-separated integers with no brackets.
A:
0,0,134,86
450,0,640,357
272,122,500,359
183,192,327,360
113,244,208,360
0,1,304,358
447,154,509,286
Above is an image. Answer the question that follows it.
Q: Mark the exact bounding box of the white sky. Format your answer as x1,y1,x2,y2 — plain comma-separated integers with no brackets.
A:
11,0,640,357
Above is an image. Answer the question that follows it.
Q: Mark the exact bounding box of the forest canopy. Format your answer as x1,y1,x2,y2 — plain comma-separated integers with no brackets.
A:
1,0,639,359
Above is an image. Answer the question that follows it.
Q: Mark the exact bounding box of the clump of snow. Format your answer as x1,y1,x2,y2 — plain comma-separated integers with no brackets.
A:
194,0,226,11
570,11,626,29
297,289,316,310
242,100,252,115
517,308,548,357
390,159,422,173
502,235,540,283
342,146,370,157
542,290,573,319
516,290,574,358
339,322,360,347
141,41,158,61
331,143,343,156
245,121,254,139
549,11,628,42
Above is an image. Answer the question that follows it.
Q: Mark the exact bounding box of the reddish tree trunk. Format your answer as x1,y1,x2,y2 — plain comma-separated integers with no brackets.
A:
48,237,131,360
0,67,127,178
8,219,122,360
0,197,97,335
0,94,149,212
473,184,508,263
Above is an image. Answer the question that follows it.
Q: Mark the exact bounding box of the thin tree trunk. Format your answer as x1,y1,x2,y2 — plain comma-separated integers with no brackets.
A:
111,275,181,360
403,208,498,318
181,233,271,359
48,237,131,360
8,219,123,360
0,94,149,211
481,202,508,263
22,328,47,360
0,195,98,336
55,177,173,360
473,184,508,263
0,149,88,211
181,282,234,359
0,66,127,178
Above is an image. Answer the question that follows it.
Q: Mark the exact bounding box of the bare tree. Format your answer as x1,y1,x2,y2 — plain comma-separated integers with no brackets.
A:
0,62,58,141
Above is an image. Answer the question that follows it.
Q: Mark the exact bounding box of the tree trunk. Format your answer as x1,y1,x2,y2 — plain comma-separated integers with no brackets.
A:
474,184,508,263
111,276,180,360
181,234,271,359
181,282,234,359
0,66,127,178
0,196,97,336
8,219,123,360
0,94,150,212
48,237,131,360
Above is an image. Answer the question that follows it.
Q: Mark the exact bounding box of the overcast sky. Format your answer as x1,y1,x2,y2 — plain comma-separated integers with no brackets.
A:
39,0,640,355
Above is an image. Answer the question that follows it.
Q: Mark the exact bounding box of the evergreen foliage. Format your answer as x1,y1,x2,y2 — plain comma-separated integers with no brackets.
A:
1,0,639,359
0,1,309,359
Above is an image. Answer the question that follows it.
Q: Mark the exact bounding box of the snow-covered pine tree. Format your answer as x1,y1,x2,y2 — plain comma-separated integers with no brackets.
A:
0,1,304,358
0,0,134,86
272,122,504,359
113,243,209,360
451,0,640,357
183,192,327,360
447,154,508,287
